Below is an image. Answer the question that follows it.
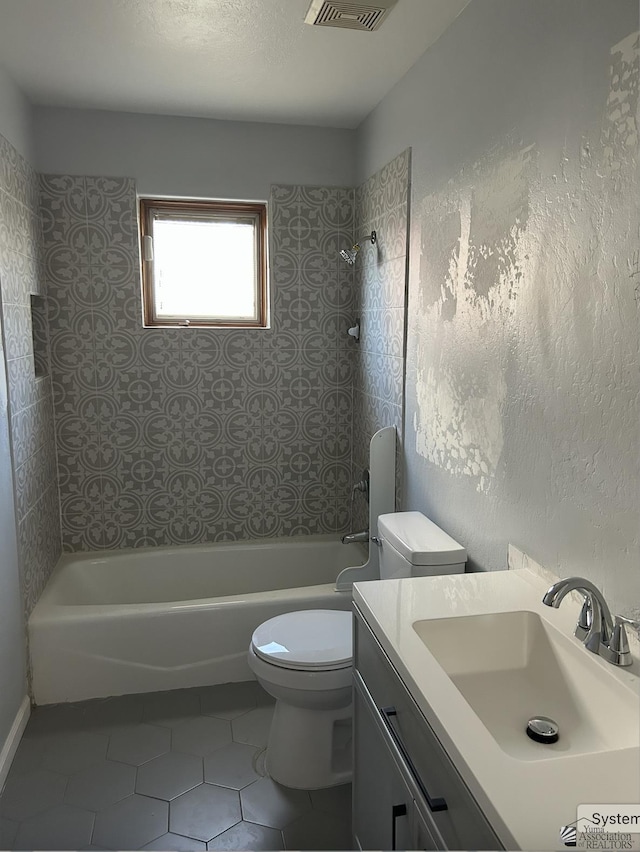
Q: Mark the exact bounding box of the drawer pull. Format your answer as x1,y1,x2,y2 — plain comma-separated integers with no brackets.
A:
391,803,407,850
381,706,448,813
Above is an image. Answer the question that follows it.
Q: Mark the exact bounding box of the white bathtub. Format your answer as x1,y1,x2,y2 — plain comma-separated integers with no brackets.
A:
29,536,365,705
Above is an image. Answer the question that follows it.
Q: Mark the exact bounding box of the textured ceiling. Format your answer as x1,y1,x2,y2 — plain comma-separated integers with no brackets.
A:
0,0,470,128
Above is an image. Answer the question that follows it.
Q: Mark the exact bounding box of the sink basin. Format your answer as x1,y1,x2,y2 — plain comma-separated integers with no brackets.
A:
413,610,639,761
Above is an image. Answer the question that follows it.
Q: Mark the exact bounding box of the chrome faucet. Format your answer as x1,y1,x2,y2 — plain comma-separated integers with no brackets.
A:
342,529,369,545
542,577,632,667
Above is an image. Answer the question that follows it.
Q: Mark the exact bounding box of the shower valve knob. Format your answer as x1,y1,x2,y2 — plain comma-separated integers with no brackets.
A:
347,321,360,341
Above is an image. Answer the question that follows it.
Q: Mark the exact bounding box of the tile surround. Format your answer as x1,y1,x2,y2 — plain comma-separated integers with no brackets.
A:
0,132,61,619
352,150,410,529
45,176,356,548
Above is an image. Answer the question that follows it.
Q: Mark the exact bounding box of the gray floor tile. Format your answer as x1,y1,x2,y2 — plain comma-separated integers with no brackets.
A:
141,832,207,851
230,706,274,748
172,716,233,757
107,723,171,766
208,820,283,850
309,783,352,817
255,685,276,707
283,808,352,851
137,752,203,801
64,759,136,810
143,689,202,727
0,816,18,849
23,703,86,739
239,778,311,830
0,684,352,851
93,794,169,850
12,803,94,851
170,784,241,842
41,731,109,775
80,694,144,734
6,738,43,779
0,768,67,821
200,682,257,720
203,743,261,790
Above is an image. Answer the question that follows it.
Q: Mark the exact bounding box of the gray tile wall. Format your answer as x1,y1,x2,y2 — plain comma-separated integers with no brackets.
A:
352,151,410,529
0,134,61,618
44,177,356,549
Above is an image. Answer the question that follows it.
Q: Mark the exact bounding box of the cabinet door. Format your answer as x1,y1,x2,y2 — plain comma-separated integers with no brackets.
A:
353,679,413,851
413,801,442,851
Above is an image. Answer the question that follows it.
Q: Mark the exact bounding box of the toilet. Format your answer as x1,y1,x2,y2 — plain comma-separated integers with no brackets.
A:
247,511,467,789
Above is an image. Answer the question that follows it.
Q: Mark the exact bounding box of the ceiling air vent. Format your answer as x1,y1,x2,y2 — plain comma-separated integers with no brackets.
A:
304,0,398,32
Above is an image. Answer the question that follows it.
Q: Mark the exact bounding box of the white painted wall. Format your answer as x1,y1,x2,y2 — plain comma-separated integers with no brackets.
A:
0,62,30,761
0,335,28,778
0,63,33,160
356,0,640,619
33,107,357,198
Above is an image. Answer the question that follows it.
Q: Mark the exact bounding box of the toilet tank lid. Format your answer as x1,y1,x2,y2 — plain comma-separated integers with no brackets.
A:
378,512,467,566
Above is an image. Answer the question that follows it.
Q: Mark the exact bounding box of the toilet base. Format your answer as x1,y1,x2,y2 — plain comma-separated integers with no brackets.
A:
266,699,353,790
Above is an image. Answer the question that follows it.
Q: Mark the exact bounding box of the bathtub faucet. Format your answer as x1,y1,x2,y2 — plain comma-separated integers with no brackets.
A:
341,529,369,545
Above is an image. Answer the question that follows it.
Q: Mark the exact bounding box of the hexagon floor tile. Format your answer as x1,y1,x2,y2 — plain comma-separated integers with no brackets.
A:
230,705,274,748
93,794,169,850
80,694,144,734
142,689,202,727
64,759,136,811
239,777,311,830
12,804,95,851
0,682,353,851
0,769,67,821
208,820,284,850
136,751,203,801
170,784,241,842
41,731,109,775
171,716,233,757
200,681,258,720
141,831,207,850
107,722,171,765
203,742,260,790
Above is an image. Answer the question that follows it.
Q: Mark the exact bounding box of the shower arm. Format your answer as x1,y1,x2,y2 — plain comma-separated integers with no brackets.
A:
353,230,376,249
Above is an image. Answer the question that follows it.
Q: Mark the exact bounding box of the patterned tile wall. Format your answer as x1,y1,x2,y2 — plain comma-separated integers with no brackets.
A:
0,133,61,618
44,176,356,549
352,150,411,530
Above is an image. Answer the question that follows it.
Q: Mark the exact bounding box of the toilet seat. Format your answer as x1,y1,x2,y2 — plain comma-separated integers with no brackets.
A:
251,609,352,672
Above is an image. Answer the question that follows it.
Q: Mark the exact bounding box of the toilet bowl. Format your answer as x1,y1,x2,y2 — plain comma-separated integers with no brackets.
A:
248,511,467,790
247,609,353,790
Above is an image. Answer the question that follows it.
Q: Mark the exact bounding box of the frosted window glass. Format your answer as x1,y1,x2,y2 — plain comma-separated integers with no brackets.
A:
153,218,257,321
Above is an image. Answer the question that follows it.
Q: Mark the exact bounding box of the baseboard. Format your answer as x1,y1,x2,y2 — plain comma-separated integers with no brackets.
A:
0,696,30,792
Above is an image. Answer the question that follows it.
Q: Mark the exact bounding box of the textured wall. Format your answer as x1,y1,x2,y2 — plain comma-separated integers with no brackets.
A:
356,0,639,619
0,133,61,619
351,151,410,530
34,108,356,200
45,176,355,549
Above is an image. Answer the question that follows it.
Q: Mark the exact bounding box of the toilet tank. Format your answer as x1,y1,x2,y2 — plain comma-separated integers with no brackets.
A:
377,511,467,580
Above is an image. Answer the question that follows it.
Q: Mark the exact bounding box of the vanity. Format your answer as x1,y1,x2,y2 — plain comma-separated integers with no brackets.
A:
352,569,640,850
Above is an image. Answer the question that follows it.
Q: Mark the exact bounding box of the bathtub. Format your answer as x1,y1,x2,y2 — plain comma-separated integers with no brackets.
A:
29,536,366,705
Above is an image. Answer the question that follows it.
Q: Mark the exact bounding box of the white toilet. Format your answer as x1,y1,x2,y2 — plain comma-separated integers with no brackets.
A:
247,511,467,790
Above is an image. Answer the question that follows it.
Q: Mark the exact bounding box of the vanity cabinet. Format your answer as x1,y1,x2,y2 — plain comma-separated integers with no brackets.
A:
353,605,503,851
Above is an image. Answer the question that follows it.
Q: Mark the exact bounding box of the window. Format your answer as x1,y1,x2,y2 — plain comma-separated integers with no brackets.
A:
139,198,268,328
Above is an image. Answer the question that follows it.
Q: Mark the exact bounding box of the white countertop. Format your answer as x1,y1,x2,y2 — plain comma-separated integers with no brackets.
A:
353,568,640,851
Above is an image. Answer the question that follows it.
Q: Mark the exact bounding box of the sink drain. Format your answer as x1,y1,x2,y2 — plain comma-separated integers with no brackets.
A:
526,716,559,744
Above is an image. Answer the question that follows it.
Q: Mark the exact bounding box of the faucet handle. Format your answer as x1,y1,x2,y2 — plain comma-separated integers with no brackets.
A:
597,617,632,667
575,595,593,640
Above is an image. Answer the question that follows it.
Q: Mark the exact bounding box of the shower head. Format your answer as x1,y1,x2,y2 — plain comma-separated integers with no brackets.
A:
340,246,359,265
339,230,376,265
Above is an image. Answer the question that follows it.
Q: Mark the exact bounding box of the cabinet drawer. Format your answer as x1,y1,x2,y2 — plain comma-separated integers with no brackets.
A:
354,605,503,851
